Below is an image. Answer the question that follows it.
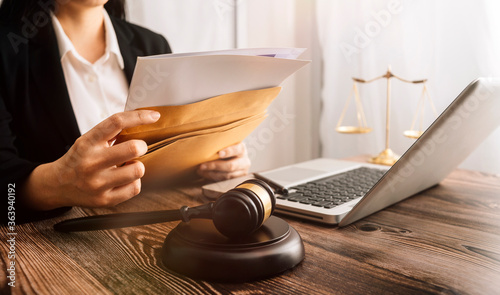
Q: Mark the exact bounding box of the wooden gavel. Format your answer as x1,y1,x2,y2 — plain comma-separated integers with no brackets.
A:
54,179,276,238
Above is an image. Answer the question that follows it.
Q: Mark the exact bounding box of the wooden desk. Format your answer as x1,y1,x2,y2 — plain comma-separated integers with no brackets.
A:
2,169,500,294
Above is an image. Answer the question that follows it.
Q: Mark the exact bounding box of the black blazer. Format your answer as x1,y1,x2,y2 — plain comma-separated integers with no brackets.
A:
0,16,171,222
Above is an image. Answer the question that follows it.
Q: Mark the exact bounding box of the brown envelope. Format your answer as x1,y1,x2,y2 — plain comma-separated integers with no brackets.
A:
140,112,267,183
116,87,281,145
146,112,267,154
115,87,282,183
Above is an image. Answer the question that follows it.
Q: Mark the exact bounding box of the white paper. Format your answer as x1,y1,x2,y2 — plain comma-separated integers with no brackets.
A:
125,48,310,110
144,48,307,60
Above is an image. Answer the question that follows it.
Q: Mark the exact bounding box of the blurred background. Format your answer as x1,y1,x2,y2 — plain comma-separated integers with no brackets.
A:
126,0,499,175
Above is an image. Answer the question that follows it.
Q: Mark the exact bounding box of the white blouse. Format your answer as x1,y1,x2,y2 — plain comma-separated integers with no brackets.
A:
51,9,129,135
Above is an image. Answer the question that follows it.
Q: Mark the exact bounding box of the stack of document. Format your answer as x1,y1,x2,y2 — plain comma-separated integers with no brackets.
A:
118,48,310,183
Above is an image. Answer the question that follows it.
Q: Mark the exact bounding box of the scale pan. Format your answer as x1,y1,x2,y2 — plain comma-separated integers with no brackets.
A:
336,126,372,134
403,130,423,139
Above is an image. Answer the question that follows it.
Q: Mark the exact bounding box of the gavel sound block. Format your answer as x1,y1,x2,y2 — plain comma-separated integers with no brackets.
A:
161,216,304,282
54,179,305,282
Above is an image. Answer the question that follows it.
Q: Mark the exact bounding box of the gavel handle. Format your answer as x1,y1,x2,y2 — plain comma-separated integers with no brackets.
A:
54,203,214,233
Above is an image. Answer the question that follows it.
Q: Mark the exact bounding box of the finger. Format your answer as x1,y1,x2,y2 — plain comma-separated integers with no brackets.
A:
199,156,251,173
98,140,148,168
218,142,247,159
88,179,142,208
99,160,146,189
85,110,160,143
71,162,144,208
107,178,143,206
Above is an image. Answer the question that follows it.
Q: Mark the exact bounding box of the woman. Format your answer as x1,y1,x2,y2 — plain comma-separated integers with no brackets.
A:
0,0,250,222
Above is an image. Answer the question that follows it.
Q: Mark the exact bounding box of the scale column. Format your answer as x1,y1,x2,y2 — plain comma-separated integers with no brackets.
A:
369,65,400,165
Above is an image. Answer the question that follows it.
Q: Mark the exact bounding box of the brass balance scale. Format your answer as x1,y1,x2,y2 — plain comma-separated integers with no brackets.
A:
336,66,437,165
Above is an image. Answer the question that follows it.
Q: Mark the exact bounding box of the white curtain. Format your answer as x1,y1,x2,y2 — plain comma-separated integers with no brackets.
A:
125,0,499,174
126,0,236,52
316,0,500,174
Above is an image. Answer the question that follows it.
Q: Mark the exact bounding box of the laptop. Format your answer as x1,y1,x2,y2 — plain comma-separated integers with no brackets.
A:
202,78,500,226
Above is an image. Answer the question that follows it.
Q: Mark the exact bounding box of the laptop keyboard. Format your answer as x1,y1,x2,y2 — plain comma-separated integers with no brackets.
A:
277,167,386,209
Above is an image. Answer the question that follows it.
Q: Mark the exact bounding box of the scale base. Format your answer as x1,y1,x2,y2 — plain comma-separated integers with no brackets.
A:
403,130,423,139
369,148,400,166
161,216,304,282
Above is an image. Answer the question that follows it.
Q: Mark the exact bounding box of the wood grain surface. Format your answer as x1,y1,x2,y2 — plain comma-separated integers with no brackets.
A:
1,169,499,294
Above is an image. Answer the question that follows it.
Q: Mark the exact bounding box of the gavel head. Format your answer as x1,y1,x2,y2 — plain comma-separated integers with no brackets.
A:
212,179,276,238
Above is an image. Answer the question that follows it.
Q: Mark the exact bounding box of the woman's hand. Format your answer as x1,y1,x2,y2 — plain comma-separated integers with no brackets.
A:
22,110,161,210
197,142,251,181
